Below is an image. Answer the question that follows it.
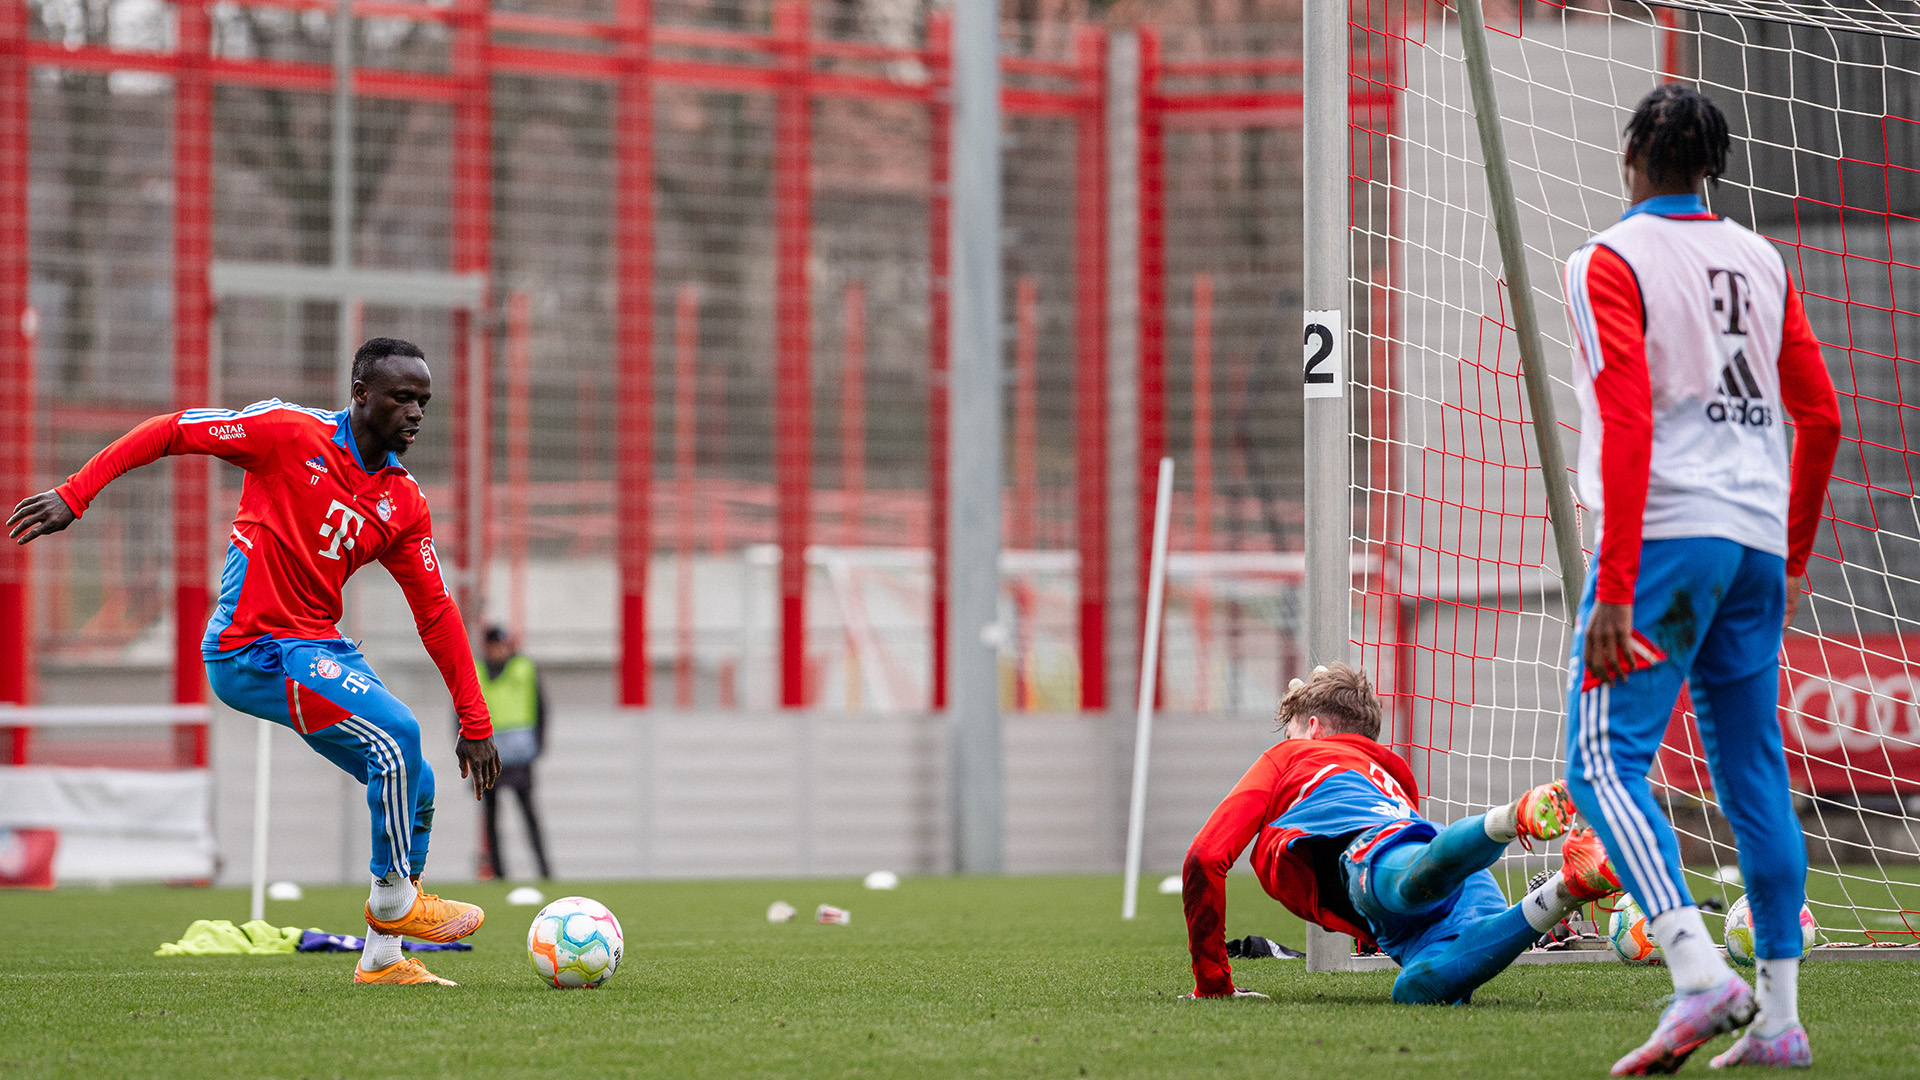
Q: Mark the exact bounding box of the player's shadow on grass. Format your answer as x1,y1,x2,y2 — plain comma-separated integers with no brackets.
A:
1255,987,1402,1008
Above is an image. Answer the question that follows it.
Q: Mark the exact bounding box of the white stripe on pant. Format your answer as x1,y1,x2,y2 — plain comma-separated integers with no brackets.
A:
340,716,410,879
1578,683,1683,913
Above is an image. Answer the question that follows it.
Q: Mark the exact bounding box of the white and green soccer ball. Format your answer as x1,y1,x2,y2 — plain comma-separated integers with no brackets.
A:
1722,894,1817,967
527,896,624,989
1607,896,1663,965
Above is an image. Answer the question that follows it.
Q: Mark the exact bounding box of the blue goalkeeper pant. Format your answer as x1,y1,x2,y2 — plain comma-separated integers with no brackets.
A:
206,637,435,880
1563,537,1808,961
1343,817,1543,1004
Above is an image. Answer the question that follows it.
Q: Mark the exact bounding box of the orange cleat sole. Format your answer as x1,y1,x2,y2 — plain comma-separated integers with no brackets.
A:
352,957,457,985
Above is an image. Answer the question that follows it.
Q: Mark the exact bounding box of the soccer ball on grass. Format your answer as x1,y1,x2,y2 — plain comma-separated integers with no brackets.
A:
527,896,624,988
1607,895,1663,965
1722,894,1817,967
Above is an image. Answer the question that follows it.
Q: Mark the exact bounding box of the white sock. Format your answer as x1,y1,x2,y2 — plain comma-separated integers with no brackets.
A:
1651,905,1733,993
1751,957,1800,1036
1483,801,1519,843
368,872,418,922
1520,871,1581,933
359,929,403,972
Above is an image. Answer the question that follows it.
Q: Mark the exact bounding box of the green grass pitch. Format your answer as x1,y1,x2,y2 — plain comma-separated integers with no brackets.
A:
3,874,1916,1078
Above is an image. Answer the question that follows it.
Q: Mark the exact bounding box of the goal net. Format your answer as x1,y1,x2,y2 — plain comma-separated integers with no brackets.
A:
1350,0,1920,950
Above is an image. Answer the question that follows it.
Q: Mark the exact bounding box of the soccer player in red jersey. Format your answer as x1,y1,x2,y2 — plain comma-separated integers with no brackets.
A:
1182,663,1620,1005
1560,86,1841,1073
9,337,499,986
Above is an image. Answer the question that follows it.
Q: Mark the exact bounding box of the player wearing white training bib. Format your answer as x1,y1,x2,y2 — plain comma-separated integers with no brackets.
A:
1568,210,1799,556
1559,86,1840,1075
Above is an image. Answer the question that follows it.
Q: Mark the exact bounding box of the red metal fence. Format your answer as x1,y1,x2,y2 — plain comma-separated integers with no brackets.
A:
0,2,1317,736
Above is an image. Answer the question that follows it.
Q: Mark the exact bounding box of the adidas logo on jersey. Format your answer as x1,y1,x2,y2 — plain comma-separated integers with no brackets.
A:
304,455,329,474
1705,348,1773,427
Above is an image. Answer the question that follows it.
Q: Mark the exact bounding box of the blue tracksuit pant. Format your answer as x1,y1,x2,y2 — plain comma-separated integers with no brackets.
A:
207,637,434,880
1564,536,1808,960
1345,816,1541,1004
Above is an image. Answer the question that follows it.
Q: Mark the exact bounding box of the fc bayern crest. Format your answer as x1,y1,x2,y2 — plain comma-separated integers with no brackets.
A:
313,656,342,680
375,496,394,522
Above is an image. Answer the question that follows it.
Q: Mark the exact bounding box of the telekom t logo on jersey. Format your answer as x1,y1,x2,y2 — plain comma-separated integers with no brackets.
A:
1708,267,1751,336
317,500,367,560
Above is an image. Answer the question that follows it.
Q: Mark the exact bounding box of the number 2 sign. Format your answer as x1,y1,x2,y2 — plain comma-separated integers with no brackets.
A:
1303,309,1344,399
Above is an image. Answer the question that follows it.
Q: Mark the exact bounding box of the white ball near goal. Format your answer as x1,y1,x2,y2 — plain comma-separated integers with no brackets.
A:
1607,896,1663,966
1723,894,1817,967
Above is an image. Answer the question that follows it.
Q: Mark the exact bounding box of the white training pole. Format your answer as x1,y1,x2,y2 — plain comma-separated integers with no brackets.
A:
249,716,272,922
1122,456,1176,919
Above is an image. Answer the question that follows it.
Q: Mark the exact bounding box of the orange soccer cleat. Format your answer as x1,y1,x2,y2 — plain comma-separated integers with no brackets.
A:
364,889,486,943
352,957,458,986
1512,778,1580,848
1562,827,1623,901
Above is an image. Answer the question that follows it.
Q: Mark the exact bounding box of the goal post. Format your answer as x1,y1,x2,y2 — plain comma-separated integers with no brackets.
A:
1322,0,1920,964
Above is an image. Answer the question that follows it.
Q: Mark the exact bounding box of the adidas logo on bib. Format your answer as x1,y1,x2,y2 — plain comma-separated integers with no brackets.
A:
1705,349,1772,427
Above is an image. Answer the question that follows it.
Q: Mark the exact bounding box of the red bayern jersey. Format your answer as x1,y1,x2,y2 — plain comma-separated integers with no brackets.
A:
1182,734,1420,996
54,400,491,739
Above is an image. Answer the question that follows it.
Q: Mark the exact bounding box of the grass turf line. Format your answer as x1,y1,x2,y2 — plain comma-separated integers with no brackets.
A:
2,874,1916,1078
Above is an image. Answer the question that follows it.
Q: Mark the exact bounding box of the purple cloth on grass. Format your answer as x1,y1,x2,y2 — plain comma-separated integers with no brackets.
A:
297,930,472,953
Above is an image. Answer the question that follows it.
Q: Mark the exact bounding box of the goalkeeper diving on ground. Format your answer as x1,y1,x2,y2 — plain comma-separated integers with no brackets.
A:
1180,662,1621,1006
7,337,498,987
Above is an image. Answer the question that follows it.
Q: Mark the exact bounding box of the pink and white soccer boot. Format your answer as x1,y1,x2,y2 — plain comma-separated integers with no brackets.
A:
1611,974,1757,1075
1709,1024,1812,1069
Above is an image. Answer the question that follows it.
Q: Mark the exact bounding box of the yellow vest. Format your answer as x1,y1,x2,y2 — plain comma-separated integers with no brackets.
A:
477,654,538,734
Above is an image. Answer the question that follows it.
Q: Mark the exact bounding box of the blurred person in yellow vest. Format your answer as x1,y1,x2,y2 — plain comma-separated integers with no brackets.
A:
476,626,552,880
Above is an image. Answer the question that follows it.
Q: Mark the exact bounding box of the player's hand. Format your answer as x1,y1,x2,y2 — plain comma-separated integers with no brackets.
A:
1179,988,1270,1000
456,736,500,800
1784,574,1805,629
7,490,76,545
1583,602,1635,685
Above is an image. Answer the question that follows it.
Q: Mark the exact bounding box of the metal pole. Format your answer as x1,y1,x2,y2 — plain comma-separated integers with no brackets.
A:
1122,457,1174,919
614,0,654,707
332,0,355,402
949,0,1003,873
1302,0,1357,972
1073,28,1107,712
773,0,812,708
1456,0,1584,610
926,12,952,711
0,0,27,710
1105,29,1140,736
250,717,272,922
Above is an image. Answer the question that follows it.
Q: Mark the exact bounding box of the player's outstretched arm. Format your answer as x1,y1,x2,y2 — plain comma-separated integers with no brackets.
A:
7,491,76,545
379,511,496,787
1183,752,1282,998
19,408,279,547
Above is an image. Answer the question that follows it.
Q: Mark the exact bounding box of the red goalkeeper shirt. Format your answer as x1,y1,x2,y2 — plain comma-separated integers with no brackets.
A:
1182,734,1420,996
55,400,491,739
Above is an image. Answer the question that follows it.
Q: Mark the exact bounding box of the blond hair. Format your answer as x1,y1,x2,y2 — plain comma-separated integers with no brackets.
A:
1275,662,1383,740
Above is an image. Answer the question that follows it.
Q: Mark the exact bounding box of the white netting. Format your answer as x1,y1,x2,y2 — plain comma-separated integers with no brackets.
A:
1660,0,1920,39
1351,0,1919,946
